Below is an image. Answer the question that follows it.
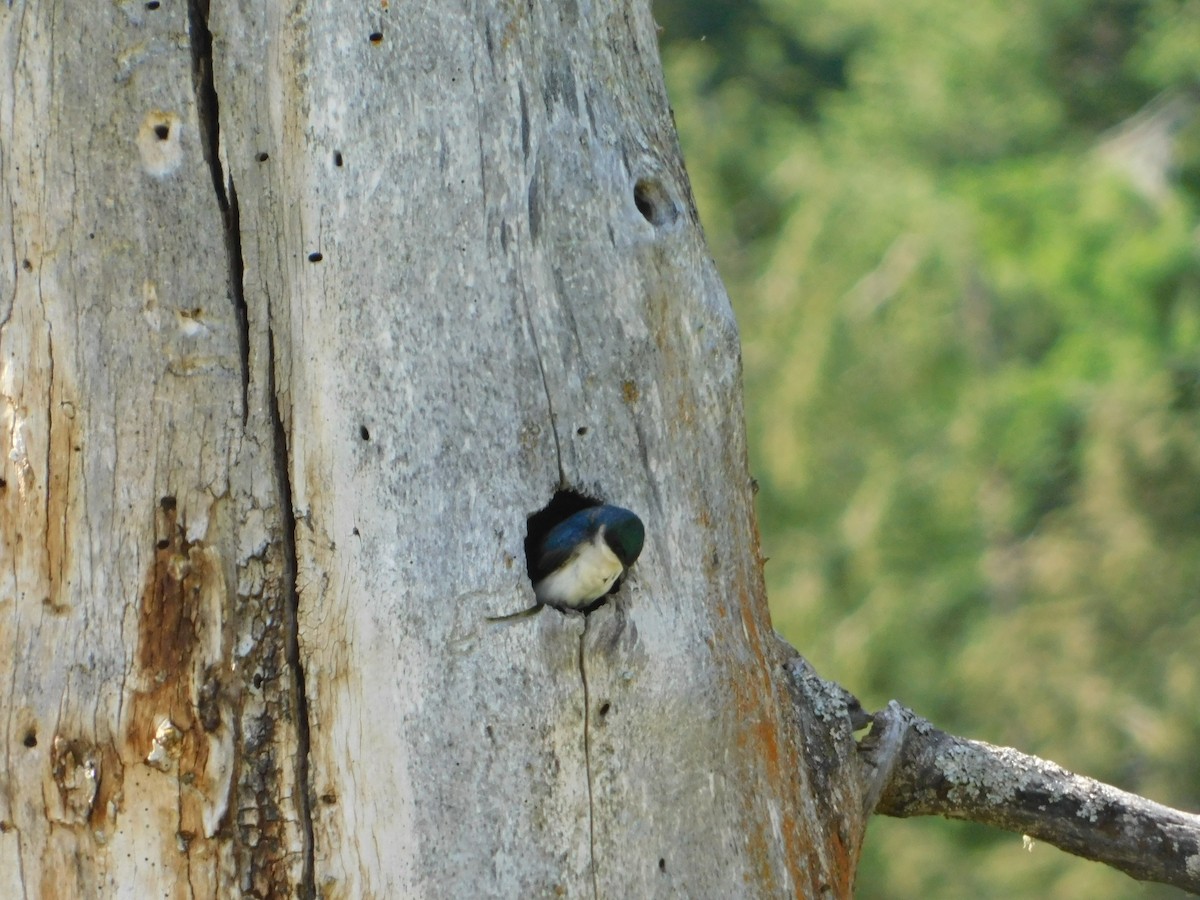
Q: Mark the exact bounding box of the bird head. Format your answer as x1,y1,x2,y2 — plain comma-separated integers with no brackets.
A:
600,507,645,569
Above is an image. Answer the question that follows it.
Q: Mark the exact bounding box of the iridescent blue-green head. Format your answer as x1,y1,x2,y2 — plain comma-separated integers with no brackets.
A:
596,506,644,568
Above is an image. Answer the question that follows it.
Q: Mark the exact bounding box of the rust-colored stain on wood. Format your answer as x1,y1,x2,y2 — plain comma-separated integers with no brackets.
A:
137,522,199,681
1,378,80,614
729,591,801,893
727,568,854,899
124,496,220,811
44,393,77,614
89,741,124,831
825,828,856,898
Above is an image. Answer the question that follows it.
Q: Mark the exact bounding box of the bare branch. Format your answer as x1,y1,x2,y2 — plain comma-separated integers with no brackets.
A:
863,701,1200,894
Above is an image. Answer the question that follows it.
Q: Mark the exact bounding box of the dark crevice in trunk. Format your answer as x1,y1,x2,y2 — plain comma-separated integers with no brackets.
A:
578,627,599,900
188,2,315,895
268,325,316,899
188,0,250,424
225,186,250,425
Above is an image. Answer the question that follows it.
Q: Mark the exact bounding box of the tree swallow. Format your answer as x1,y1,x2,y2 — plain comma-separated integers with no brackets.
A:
531,505,645,611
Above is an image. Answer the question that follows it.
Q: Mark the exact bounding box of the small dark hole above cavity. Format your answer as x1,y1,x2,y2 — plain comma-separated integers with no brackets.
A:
308,252,323,263
156,539,170,550
257,152,269,162
153,123,170,141
359,425,370,441
160,495,177,511
369,31,383,43
334,151,344,167
0,478,7,489
576,426,588,436
633,178,679,227
22,730,37,748
146,1,160,9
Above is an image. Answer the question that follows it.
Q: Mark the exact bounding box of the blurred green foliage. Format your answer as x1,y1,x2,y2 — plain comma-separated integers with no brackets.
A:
656,0,1200,896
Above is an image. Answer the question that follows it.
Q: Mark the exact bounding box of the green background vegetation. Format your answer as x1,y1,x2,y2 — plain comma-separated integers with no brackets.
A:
656,1,1200,896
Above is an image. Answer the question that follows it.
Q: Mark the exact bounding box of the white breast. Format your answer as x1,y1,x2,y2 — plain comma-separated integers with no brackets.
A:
534,528,623,609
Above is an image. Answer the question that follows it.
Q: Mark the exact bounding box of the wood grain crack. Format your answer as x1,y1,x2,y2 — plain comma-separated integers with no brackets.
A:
187,2,314,894
268,324,316,900
517,282,565,484
578,625,599,900
188,0,250,424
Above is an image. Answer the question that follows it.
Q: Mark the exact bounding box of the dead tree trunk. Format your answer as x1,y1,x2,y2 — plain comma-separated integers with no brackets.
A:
1,1,867,896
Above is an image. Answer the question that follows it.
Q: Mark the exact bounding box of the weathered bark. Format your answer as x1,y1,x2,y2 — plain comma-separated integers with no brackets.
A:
211,0,874,892
2,1,304,895
865,701,1200,895
1,1,866,896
